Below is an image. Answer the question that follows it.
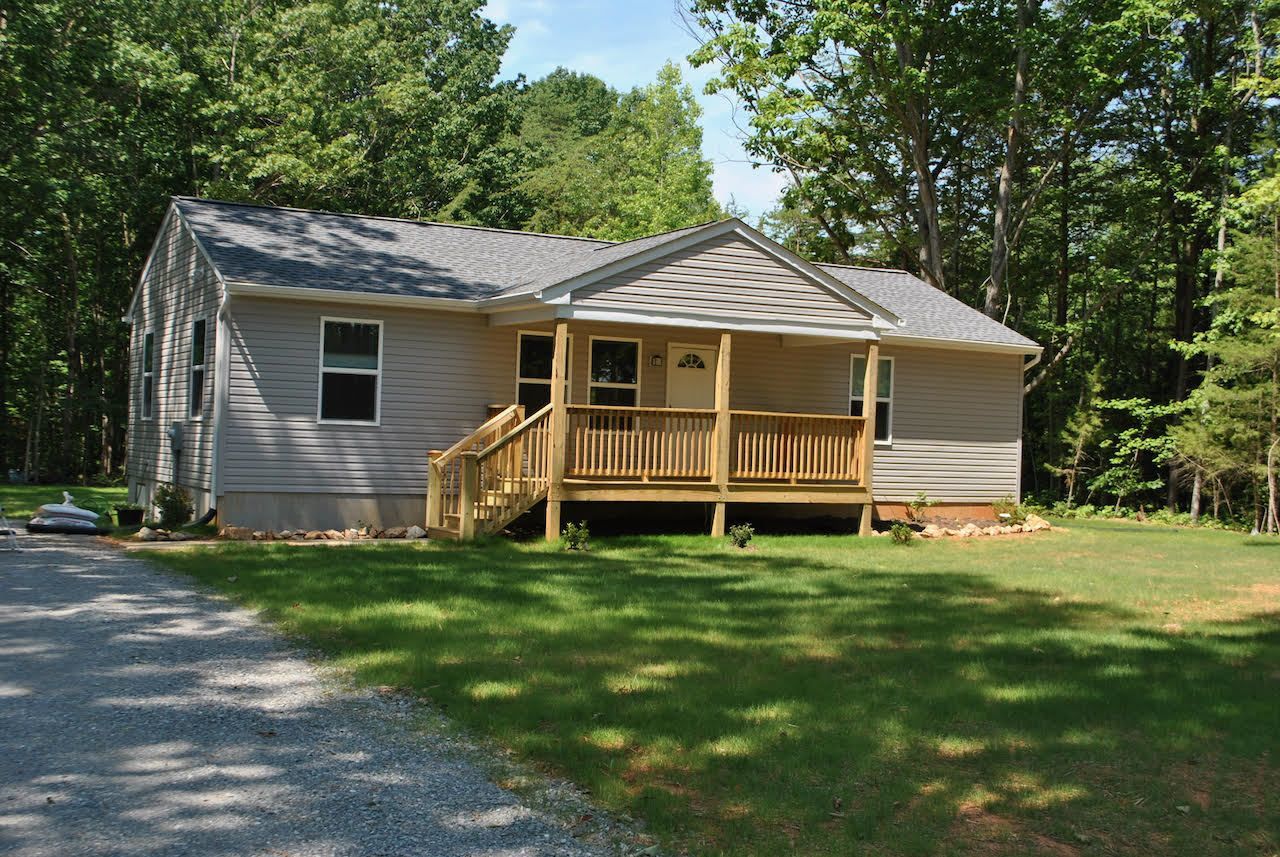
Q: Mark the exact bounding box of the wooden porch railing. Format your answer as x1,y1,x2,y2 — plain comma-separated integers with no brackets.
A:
470,403,555,536
566,404,717,479
729,410,866,483
427,404,524,529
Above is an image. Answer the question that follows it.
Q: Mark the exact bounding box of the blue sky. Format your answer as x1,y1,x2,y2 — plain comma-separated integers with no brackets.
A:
484,0,788,220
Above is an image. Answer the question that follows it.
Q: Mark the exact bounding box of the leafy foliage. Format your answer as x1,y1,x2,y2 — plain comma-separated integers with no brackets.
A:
889,522,916,545
561,520,590,551
727,522,755,548
153,482,193,529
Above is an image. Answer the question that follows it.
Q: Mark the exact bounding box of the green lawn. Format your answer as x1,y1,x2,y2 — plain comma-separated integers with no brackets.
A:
0,483,127,519
149,520,1279,856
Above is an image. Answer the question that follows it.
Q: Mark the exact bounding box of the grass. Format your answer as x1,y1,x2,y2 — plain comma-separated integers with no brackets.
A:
148,519,1279,856
0,482,127,519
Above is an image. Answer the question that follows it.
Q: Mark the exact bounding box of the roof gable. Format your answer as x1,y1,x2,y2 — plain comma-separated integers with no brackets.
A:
525,220,898,330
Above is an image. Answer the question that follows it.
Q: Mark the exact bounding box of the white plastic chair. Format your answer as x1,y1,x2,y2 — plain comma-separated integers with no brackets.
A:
0,505,18,551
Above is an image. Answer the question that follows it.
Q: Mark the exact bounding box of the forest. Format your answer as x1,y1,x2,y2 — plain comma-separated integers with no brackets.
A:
2,0,1278,530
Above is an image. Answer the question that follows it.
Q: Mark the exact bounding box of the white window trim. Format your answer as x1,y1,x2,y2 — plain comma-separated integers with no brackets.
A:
317,316,384,426
516,330,574,406
141,330,155,421
189,318,208,421
850,353,893,446
588,335,642,406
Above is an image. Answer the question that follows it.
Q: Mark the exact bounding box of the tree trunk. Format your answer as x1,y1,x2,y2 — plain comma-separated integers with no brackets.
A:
1055,129,1071,331
893,37,945,292
1190,468,1202,525
986,0,1037,318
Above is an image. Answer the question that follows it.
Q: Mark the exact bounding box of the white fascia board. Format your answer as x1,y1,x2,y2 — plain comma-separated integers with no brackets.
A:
224,280,481,313
123,202,178,322
880,332,1043,357
486,304,557,326
553,305,881,341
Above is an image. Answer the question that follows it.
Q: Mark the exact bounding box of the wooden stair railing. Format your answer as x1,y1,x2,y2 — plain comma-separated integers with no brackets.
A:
428,403,554,540
426,404,523,536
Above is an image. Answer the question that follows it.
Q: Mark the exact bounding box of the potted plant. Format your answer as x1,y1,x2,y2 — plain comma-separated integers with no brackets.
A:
115,502,145,527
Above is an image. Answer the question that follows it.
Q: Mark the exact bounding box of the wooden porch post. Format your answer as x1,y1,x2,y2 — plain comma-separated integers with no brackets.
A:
545,319,569,541
858,341,880,536
711,331,732,537
459,451,479,540
426,450,444,528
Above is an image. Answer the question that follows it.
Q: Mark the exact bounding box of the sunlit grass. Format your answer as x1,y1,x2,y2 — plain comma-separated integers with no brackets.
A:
0,483,127,518
150,519,1280,856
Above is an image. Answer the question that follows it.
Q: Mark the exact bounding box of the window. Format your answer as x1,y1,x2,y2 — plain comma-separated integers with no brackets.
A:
189,319,207,418
589,337,640,406
319,318,382,423
516,332,571,411
142,331,155,420
676,352,706,369
850,354,893,443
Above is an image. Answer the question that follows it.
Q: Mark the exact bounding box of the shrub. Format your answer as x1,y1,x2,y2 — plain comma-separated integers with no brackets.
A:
154,483,194,529
728,523,755,549
889,522,915,545
992,494,1028,524
906,491,937,521
561,520,590,551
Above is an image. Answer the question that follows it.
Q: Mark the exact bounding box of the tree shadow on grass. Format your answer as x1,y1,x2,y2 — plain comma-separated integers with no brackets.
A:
158,539,1280,857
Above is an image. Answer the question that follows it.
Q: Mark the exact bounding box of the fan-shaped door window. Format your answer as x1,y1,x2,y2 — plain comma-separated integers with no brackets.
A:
676,352,706,369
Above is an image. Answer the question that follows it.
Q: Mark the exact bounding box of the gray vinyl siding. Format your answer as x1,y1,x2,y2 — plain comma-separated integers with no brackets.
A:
872,344,1024,502
126,213,220,498
222,298,515,494
573,234,872,324
222,303,1022,505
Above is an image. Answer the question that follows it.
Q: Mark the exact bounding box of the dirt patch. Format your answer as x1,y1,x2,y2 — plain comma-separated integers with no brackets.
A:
951,802,1082,856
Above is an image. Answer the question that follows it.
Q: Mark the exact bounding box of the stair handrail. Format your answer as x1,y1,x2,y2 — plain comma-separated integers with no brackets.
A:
475,403,553,463
471,402,555,535
427,404,523,529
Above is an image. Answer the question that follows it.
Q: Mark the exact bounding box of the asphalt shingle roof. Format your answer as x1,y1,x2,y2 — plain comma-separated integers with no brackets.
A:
174,197,1038,350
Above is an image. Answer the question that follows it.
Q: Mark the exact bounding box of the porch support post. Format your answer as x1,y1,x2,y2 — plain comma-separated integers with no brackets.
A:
426,450,444,529
459,451,479,540
545,319,569,541
711,331,732,537
858,341,880,536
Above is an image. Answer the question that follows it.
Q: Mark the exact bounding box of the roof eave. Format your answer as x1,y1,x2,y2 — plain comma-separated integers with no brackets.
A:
224,280,484,312
879,331,1043,356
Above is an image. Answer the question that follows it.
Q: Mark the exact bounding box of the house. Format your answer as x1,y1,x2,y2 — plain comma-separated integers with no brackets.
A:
124,197,1041,539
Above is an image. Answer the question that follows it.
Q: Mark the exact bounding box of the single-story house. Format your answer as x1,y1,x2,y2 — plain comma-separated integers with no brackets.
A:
125,197,1041,539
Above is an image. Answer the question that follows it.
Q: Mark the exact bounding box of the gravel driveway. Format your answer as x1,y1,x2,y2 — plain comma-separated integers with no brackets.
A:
0,535,609,857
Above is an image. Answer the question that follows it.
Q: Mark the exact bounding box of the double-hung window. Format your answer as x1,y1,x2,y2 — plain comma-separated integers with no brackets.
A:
516,332,571,411
850,354,893,443
319,318,382,423
588,337,640,406
141,331,155,420
189,319,207,418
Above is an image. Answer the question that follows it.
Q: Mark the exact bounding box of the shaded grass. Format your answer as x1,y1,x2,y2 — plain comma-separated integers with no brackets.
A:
0,483,126,519
150,520,1280,856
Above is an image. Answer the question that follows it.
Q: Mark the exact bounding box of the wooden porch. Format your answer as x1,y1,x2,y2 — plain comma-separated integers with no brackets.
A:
426,323,881,541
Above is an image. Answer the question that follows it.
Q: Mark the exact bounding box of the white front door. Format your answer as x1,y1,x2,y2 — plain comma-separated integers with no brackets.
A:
666,344,718,409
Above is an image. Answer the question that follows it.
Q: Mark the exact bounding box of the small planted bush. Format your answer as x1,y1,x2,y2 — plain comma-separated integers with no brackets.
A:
727,523,755,549
992,494,1028,524
890,522,915,545
906,491,937,521
154,483,194,529
561,520,590,551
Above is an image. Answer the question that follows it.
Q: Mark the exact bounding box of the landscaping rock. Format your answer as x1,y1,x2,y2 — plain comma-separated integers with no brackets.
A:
252,530,268,541
219,526,253,541
1024,514,1052,532
278,530,293,539
982,526,1000,536
304,530,324,540
383,526,408,539
406,525,427,540
921,524,943,539
168,531,194,542
136,527,158,542
343,528,359,540
323,529,344,541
